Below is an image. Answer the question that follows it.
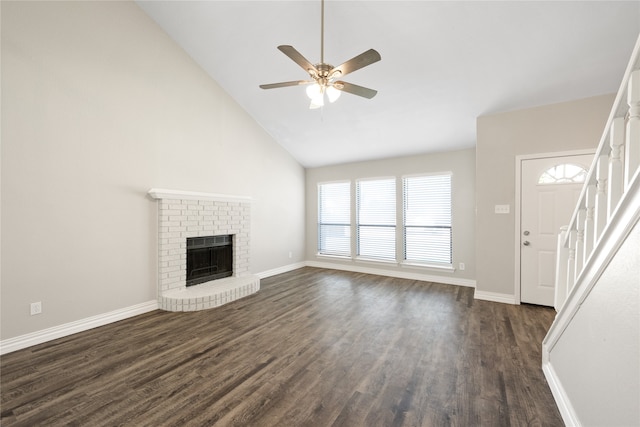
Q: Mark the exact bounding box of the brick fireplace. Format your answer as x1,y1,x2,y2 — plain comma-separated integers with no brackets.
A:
148,189,260,311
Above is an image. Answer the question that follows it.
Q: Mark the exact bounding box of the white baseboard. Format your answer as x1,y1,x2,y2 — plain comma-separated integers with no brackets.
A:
543,360,581,426
0,300,158,355
305,260,476,288
0,261,474,355
473,290,518,305
256,262,307,279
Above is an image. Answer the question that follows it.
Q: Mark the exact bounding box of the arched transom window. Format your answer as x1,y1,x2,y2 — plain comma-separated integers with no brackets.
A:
538,163,588,184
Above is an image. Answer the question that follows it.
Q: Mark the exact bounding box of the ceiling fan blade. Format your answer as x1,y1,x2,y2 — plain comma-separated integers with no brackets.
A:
332,49,381,78
334,81,377,99
260,80,314,90
277,45,318,75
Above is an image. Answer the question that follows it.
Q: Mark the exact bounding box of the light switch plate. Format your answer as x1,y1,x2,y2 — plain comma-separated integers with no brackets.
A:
495,204,510,214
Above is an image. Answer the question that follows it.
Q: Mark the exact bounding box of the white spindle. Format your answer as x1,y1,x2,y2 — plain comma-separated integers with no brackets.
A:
626,69,640,188
584,184,596,263
594,154,609,243
567,229,577,289
555,226,569,311
608,117,625,217
574,209,586,277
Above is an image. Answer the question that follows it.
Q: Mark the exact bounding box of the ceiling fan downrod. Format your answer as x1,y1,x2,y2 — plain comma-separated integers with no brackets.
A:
320,0,325,64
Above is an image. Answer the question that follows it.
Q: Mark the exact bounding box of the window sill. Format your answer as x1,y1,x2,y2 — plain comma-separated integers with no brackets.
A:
316,253,351,261
355,256,399,266
315,254,455,274
401,261,455,273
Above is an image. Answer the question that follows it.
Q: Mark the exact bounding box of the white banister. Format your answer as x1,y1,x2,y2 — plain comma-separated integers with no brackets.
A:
553,33,640,312
608,117,625,217
626,69,640,188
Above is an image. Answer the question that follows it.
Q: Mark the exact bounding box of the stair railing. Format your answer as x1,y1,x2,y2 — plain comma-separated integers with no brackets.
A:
554,35,640,311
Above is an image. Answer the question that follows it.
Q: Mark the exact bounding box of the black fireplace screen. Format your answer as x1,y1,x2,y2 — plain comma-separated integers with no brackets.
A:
186,235,233,286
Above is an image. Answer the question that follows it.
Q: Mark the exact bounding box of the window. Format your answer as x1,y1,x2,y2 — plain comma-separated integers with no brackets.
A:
357,178,396,260
318,182,351,256
538,163,587,184
403,174,452,265
317,173,454,270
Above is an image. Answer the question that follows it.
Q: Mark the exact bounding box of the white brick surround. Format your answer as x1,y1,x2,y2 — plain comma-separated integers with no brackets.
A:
148,189,260,311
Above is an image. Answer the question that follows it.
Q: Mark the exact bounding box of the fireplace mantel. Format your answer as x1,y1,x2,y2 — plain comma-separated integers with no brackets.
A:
148,188,252,203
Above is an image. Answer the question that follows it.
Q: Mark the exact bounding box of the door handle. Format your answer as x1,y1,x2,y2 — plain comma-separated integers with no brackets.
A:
523,241,530,246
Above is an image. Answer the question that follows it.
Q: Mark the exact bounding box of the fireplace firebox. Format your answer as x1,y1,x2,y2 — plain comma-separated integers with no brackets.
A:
186,235,233,286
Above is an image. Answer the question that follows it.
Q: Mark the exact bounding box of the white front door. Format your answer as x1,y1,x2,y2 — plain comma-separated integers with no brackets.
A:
520,154,592,306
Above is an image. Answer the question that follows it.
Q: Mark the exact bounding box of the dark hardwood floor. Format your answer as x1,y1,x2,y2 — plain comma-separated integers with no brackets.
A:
1,267,563,426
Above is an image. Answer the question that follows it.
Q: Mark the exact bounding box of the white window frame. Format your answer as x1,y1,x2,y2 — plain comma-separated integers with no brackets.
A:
401,172,453,269
356,177,397,262
317,180,351,258
538,163,589,185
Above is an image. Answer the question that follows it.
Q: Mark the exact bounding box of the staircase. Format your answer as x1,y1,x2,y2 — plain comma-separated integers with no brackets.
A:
542,35,640,426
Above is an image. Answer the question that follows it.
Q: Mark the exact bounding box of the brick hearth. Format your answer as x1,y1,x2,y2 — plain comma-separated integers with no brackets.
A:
148,189,260,311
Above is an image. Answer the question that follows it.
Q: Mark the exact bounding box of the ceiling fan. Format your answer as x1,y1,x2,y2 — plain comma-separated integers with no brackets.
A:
259,0,381,109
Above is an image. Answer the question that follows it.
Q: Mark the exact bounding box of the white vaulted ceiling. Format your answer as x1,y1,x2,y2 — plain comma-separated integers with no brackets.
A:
136,1,640,168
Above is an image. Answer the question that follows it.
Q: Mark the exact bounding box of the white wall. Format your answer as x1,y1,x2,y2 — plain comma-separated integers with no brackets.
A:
305,149,476,285
1,1,305,340
550,220,639,426
475,95,615,299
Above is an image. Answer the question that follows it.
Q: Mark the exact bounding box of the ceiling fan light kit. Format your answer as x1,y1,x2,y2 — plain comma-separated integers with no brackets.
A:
260,0,380,109
306,84,339,109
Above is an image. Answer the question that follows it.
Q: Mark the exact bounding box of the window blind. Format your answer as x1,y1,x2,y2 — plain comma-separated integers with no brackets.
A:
403,174,452,264
357,178,396,260
318,182,351,256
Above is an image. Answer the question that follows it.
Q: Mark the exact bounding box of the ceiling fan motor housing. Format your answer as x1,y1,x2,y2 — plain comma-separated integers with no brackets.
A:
309,63,341,86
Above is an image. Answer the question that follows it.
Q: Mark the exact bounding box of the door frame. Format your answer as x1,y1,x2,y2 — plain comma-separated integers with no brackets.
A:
514,149,595,304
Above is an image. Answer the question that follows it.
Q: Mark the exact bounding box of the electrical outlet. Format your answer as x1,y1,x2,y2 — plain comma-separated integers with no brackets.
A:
288,251,293,259
30,301,42,316
459,262,465,271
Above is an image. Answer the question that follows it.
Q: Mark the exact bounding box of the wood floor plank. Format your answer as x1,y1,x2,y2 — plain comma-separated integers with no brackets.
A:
1,267,563,426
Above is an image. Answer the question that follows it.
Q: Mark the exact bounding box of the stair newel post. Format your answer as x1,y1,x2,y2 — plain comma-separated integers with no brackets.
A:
584,184,596,263
626,69,640,188
594,154,609,244
608,117,625,217
554,225,569,311
574,209,586,278
566,228,577,290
